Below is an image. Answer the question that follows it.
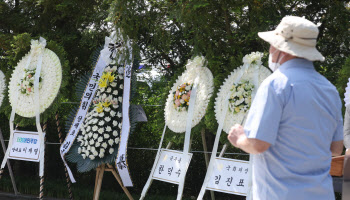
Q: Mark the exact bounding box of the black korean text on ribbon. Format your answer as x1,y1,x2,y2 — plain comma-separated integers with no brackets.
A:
108,42,123,59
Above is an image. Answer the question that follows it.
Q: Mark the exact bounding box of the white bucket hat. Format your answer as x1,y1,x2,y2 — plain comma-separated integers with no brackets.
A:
258,16,325,61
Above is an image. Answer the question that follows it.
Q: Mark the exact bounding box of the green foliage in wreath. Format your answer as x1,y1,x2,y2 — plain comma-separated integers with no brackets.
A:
65,47,139,172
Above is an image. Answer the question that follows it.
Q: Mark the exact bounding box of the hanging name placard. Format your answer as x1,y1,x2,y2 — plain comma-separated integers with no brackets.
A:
206,157,251,196
8,131,44,162
152,149,193,184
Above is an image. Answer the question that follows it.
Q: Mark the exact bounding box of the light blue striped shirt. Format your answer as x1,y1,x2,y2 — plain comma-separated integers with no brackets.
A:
244,58,343,200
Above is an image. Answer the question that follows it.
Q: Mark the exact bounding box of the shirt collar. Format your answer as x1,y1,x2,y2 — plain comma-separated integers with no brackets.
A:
279,58,314,71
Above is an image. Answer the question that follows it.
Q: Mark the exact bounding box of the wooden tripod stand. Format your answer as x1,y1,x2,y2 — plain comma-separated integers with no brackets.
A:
93,163,134,200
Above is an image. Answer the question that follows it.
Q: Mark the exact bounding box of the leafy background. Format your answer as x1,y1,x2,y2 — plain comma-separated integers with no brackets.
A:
0,0,349,199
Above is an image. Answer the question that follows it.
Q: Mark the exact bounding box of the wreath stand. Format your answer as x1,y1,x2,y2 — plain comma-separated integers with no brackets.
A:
0,115,74,200
0,122,47,200
0,128,19,195
197,96,252,200
141,79,217,200
93,163,133,200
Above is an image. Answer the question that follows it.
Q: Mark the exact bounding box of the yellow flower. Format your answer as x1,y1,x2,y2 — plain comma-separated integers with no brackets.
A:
95,102,104,113
102,101,111,107
98,79,107,88
108,74,115,82
102,72,110,80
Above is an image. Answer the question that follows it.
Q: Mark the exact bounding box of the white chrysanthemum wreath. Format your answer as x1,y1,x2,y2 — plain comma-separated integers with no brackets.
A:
0,70,6,107
215,52,271,134
165,56,214,133
345,78,350,108
76,66,123,160
8,40,62,118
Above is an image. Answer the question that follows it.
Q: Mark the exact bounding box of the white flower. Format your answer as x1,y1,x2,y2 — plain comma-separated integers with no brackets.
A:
112,120,118,126
105,66,111,72
113,90,118,95
104,134,110,139
102,142,107,149
92,125,98,131
93,133,98,139
107,87,112,93
110,111,116,117
98,120,105,126
105,107,111,112
100,148,105,153
111,66,117,72
120,84,123,89
118,67,124,74
100,87,105,92
82,154,86,159
118,123,122,129
98,128,104,134
77,136,83,142
87,145,91,151
112,104,119,109
78,147,81,154
115,138,120,144
88,132,93,138
111,82,117,87
99,152,105,158
118,96,123,102
89,155,95,160
102,93,107,99
179,99,185,104
98,137,103,143
84,135,88,140
99,112,104,117
91,146,96,153
105,117,111,122
89,139,95,145
108,139,114,146
93,151,98,156
119,75,123,79
95,142,100,147
113,130,118,136
117,112,122,118
106,126,112,132
109,148,114,154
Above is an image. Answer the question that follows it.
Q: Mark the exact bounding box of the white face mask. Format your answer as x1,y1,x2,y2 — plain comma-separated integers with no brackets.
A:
268,50,285,72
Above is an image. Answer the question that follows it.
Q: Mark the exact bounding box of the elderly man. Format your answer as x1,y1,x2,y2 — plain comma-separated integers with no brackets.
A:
228,16,344,200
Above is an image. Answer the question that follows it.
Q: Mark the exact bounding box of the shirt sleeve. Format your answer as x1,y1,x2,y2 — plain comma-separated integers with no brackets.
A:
244,79,285,145
343,107,350,147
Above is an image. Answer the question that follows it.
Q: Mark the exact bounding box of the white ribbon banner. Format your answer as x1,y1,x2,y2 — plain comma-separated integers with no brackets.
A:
59,36,116,183
177,77,199,200
1,37,46,177
115,40,134,187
